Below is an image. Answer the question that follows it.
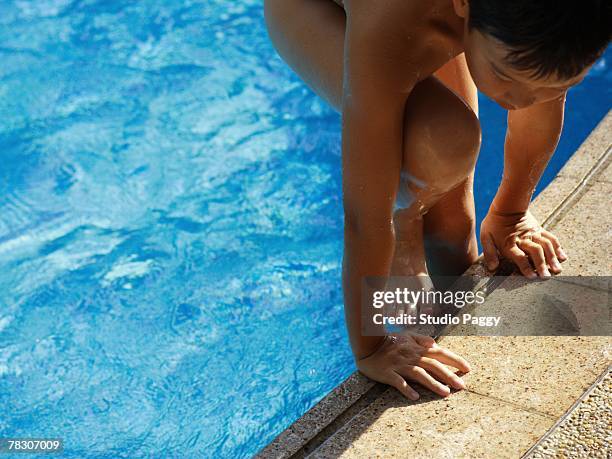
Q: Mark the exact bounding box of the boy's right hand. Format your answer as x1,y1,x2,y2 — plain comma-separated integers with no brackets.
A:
356,334,471,400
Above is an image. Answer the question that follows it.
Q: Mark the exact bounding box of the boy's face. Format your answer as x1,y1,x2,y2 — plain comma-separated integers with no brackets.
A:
463,29,588,110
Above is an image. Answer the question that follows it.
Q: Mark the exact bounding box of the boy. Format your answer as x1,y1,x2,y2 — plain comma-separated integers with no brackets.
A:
264,0,610,400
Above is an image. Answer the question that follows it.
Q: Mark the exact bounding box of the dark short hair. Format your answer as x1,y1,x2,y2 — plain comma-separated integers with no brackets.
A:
468,0,611,80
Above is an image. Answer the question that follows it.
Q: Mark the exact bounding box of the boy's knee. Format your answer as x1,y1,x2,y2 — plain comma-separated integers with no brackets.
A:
450,105,481,167
424,101,481,186
402,79,481,191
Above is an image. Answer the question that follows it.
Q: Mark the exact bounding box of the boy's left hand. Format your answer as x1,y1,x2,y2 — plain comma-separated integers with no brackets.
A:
480,209,567,278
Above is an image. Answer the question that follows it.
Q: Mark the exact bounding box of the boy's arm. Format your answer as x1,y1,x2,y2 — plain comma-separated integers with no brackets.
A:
341,13,415,360
339,7,471,401
481,95,568,278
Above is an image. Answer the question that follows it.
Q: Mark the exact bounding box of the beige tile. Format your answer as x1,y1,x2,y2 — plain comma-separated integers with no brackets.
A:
438,335,611,418
445,275,610,336
547,180,612,276
311,389,552,459
557,112,612,180
530,176,579,225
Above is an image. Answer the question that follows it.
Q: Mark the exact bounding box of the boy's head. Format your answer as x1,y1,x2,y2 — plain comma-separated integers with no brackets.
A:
453,0,611,109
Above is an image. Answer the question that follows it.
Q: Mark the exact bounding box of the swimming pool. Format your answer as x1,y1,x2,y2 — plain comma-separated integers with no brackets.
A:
0,1,609,457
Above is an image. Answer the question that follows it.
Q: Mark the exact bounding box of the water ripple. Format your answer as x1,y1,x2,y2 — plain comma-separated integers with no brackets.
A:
0,1,609,458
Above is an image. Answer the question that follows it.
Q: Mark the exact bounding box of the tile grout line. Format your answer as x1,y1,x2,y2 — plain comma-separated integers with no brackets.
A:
463,388,557,420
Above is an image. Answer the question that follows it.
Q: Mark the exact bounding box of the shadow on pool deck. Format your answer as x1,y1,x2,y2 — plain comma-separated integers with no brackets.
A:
258,111,611,459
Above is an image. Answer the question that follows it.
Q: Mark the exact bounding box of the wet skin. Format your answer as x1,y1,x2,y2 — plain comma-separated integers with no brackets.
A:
264,0,588,399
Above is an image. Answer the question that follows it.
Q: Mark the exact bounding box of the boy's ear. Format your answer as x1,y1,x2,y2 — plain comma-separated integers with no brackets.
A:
452,0,469,18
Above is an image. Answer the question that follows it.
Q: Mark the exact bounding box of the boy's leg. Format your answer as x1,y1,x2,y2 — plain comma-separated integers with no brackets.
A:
265,0,481,277
424,57,480,284
423,173,479,281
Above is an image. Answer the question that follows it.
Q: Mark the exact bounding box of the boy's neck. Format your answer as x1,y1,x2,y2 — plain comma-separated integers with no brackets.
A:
430,0,469,55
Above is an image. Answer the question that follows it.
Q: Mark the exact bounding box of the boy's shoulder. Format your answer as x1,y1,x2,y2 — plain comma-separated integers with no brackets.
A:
346,0,427,29
346,0,463,77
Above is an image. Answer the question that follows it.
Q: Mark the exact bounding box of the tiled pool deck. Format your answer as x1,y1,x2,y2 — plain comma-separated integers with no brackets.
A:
258,111,611,458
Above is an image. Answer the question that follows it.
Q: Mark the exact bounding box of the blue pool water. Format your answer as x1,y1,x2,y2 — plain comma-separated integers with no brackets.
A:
0,1,609,457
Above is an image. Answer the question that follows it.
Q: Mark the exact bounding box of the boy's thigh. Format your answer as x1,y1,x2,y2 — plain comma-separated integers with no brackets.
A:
423,173,479,278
